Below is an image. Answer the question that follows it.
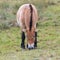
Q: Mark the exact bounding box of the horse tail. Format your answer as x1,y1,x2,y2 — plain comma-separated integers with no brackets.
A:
29,4,33,31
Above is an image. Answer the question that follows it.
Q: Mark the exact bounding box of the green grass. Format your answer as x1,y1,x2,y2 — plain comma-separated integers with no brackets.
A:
0,26,60,60
0,0,60,60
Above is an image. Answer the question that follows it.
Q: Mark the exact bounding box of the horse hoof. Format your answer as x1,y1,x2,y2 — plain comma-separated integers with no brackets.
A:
27,44,28,48
21,44,25,49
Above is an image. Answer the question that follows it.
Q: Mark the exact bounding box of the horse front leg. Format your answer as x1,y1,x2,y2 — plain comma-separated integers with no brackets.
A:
21,29,25,49
34,31,37,48
33,25,37,48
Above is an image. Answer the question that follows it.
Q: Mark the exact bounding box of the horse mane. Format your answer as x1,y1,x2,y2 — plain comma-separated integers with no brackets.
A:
29,4,33,31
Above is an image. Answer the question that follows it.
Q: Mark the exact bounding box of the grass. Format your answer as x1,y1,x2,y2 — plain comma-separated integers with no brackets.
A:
0,26,60,60
0,0,60,60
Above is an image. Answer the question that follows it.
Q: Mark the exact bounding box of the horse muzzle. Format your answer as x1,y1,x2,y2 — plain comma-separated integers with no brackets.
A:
27,43,34,50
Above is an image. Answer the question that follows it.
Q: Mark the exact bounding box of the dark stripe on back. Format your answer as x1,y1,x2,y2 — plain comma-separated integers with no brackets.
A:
29,4,33,31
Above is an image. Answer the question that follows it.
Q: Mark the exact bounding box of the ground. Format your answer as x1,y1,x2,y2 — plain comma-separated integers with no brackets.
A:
0,26,60,60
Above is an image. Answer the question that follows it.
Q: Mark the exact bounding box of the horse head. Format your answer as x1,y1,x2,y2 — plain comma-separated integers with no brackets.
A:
26,28,35,49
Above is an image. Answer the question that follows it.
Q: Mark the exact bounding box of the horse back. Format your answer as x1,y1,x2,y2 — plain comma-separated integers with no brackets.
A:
17,4,38,31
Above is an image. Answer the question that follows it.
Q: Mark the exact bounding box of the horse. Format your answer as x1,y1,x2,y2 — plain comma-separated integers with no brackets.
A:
16,4,38,49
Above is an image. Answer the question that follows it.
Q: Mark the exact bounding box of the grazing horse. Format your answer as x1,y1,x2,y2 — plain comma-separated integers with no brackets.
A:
17,4,38,49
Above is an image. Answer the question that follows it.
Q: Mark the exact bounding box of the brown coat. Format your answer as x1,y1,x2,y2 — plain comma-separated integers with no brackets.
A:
17,4,38,32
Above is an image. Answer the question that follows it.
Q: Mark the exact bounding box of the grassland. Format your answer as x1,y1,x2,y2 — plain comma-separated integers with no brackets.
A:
0,26,60,60
0,0,60,60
